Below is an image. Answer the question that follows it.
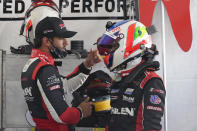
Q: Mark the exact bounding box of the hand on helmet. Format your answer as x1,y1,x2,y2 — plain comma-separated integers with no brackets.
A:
83,48,102,68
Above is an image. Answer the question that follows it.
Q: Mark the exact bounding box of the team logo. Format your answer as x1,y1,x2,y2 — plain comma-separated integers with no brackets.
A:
111,107,135,117
111,89,120,93
46,74,60,86
24,87,32,96
124,88,134,95
147,106,162,112
150,95,161,104
21,77,28,81
111,96,118,100
149,88,165,94
122,95,135,103
49,85,60,91
43,29,54,34
59,24,64,29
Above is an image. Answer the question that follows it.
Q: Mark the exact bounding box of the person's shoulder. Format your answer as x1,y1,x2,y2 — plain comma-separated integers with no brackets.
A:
145,71,161,79
22,57,41,74
37,65,57,79
140,71,163,89
35,56,54,72
39,65,56,73
144,72,165,89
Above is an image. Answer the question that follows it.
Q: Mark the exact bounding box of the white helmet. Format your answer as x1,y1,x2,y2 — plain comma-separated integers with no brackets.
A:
20,0,60,46
97,20,152,72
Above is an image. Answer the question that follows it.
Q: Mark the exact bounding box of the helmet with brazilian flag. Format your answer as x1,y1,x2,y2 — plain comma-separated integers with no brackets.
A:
97,20,152,72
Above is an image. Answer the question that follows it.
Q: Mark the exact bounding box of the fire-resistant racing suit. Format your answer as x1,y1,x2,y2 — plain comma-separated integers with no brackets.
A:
106,61,166,131
21,49,91,131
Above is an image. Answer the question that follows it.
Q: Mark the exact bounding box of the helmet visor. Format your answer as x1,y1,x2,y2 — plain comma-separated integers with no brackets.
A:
97,34,120,56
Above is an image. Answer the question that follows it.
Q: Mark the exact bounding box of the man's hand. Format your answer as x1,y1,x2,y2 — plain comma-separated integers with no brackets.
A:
77,97,93,118
83,49,102,68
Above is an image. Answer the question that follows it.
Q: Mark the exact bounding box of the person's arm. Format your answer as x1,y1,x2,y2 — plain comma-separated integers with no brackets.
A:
37,65,82,125
63,63,91,94
143,78,166,131
62,49,102,94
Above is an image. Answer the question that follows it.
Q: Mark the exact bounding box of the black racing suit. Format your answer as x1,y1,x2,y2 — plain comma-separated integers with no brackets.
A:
21,49,91,131
107,61,166,131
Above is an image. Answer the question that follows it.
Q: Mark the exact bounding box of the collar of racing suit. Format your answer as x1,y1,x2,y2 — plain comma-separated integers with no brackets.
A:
30,49,54,66
115,60,159,82
120,60,145,78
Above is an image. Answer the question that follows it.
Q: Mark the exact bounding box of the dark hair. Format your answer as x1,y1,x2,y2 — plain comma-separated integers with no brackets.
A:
33,36,54,49
33,37,42,49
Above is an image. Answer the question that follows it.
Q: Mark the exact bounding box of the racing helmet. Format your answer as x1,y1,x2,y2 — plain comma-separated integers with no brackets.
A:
20,0,60,46
97,20,152,72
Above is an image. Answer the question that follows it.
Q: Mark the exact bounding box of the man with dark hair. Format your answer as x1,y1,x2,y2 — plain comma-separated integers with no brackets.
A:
21,17,102,131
